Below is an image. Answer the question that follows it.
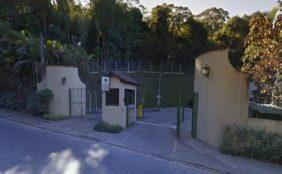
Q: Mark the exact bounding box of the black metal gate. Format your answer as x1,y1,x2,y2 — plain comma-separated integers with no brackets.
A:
191,92,198,138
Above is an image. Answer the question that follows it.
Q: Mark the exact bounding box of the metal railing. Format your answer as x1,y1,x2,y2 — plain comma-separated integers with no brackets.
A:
88,59,193,74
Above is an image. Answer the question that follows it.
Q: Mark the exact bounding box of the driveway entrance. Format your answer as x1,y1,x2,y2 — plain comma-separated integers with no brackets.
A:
137,107,192,132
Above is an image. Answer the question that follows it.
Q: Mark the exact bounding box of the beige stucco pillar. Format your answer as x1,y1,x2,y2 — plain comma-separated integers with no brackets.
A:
194,49,249,147
37,66,86,117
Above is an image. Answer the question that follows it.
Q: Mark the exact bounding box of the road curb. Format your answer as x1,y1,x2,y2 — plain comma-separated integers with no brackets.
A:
0,115,231,174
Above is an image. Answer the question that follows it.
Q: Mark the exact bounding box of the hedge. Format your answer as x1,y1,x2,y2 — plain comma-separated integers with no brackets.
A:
249,102,282,121
94,122,123,133
220,125,282,164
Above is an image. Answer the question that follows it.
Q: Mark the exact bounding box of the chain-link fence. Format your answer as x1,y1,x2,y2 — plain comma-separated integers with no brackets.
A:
88,59,193,74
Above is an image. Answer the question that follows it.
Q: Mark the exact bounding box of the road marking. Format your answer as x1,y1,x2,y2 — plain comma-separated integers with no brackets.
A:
136,121,176,129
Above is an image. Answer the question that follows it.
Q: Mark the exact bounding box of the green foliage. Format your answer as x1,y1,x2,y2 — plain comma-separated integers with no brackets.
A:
1,1,279,109
84,72,193,108
195,7,230,37
242,12,281,103
220,125,282,164
0,20,12,35
43,113,67,121
27,89,53,115
249,103,282,120
0,93,18,110
150,4,171,59
213,16,250,69
94,122,123,133
37,88,53,99
268,7,278,20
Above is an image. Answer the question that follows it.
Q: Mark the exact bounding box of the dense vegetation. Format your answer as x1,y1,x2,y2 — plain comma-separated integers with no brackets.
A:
221,125,282,164
249,102,282,120
0,0,280,106
94,122,123,133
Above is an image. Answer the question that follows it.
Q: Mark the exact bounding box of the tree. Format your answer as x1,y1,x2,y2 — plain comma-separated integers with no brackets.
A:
268,7,278,20
169,5,192,36
0,1,53,37
213,16,250,69
170,17,209,65
149,4,172,61
87,0,145,60
195,7,230,37
242,13,281,104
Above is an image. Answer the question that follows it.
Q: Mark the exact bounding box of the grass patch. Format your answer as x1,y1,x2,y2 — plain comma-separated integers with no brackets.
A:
84,72,194,108
94,122,123,133
220,125,282,164
43,113,67,121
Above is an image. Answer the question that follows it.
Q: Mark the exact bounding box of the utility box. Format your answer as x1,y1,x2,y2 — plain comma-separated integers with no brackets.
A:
101,72,139,128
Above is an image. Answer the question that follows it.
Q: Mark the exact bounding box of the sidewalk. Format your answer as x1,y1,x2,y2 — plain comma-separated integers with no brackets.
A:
0,109,281,174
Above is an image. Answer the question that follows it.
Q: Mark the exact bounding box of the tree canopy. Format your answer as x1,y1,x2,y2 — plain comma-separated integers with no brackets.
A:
242,12,281,104
0,0,280,105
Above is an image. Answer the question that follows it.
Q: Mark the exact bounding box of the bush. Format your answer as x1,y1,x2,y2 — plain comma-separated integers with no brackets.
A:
220,125,282,164
94,122,123,133
27,89,53,115
249,102,282,120
0,93,18,110
43,113,66,121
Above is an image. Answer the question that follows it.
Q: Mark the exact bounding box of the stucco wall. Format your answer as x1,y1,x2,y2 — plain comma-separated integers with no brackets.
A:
194,49,249,147
37,66,86,117
247,118,282,134
102,76,136,128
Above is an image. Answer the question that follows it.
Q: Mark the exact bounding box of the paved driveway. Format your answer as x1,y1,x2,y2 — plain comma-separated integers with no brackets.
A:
0,118,211,174
1,109,281,174
139,107,192,131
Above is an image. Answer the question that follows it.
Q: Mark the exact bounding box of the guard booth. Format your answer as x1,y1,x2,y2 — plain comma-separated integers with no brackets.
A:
101,72,139,128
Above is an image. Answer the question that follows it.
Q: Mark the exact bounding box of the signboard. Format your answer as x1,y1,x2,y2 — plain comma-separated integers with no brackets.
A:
101,76,110,91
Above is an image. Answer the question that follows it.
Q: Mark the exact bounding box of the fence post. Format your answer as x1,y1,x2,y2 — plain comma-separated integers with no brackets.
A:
171,61,173,72
92,60,95,72
115,60,118,72
192,92,198,139
180,64,182,73
88,90,92,114
138,60,141,72
176,92,181,137
150,61,152,72
104,60,107,71
161,60,163,72
127,61,130,72
96,59,99,72
182,107,184,123
69,89,72,117
80,88,83,117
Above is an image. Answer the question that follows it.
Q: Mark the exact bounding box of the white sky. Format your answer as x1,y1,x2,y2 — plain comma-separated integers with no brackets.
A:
139,0,278,16
78,0,278,17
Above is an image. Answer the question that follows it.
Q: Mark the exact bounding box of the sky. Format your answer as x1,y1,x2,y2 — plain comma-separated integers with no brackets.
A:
139,0,278,17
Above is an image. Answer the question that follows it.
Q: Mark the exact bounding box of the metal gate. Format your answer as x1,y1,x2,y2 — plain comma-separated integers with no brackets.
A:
176,93,191,137
126,105,135,127
69,88,92,117
191,92,198,138
125,89,136,127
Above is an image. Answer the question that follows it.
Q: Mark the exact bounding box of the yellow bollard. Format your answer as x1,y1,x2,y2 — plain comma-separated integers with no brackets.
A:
138,104,143,119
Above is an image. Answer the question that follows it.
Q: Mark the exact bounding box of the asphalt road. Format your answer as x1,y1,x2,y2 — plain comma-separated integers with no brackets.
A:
0,118,211,174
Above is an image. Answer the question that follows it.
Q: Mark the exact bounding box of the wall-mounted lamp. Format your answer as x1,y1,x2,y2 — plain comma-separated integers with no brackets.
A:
202,64,210,77
61,76,67,85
